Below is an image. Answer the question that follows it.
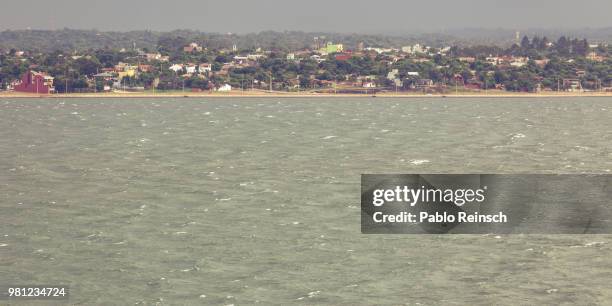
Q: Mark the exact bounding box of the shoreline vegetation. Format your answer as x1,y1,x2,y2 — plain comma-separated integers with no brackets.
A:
1,31,610,96
1,90,611,99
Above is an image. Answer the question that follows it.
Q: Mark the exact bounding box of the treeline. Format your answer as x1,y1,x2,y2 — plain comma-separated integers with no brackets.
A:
0,29,159,52
452,35,602,58
2,29,612,53
0,29,446,53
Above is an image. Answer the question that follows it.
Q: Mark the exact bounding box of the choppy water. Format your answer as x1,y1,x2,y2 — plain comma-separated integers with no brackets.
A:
1,97,611,305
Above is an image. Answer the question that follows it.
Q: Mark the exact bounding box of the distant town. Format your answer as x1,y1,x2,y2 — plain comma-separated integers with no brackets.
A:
0,32,610,95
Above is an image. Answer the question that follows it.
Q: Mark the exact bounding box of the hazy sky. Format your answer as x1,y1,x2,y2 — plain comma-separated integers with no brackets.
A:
1,0,610,33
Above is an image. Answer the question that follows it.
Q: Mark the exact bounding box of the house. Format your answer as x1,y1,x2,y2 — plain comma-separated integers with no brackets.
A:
486,57,502,66
199,63,212,73
363,82,376,88
356,75,377,82
310,55,325,63
233,56,248,63
335,53,352,61
144,53,169,62
534,59,550,68
217,84,232,92
510,57,529,67
412,44,426,54
587,52,605,62
405,78,434,90
323,42,344,54
365,47,393,54
185,64,197,74
438,46,451,54
115,62,137,80
563,79,582,92
93,72,116,91
415,79,434,88
387,69,399,81
458,57,476,63
402,44,427,54
401,46,413,54
7,81,18,90
453,74,465,85
93,72,116,79
169,64,184,73
138,64,153,72
14,71,55,94
247,54,266,61
184,43,203,53
389,55,404,63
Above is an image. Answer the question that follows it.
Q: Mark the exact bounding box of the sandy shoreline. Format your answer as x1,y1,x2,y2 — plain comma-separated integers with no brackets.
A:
1,90,611,99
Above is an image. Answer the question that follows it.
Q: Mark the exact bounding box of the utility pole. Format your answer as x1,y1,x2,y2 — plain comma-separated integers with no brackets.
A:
598,79,602,93
156,63,163,95
269,72,272,92
65,68,69,95
455,79,458,95
334,77,337,94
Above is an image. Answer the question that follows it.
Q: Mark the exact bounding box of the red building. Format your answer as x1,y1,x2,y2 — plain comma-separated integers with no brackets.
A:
335,51,353,61
14,71,55,94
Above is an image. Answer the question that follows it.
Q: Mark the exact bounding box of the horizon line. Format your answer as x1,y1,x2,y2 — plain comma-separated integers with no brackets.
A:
1,26,612,36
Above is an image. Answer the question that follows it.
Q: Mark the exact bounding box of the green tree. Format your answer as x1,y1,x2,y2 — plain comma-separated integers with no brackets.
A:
74,56,101,76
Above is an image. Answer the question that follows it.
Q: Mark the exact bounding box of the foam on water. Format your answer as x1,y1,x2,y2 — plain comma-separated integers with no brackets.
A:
1,97,612,305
